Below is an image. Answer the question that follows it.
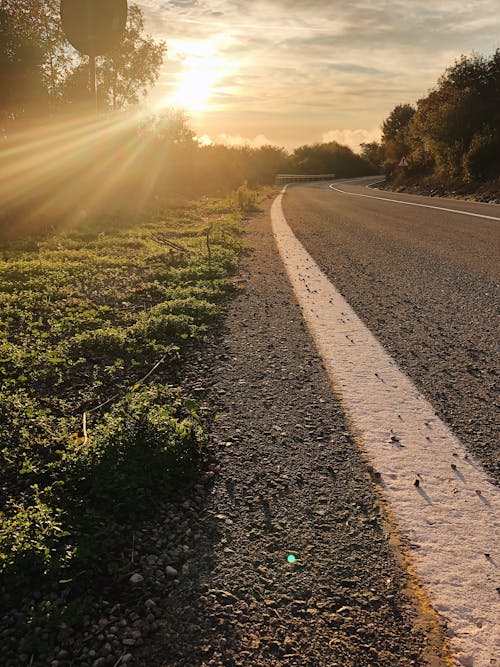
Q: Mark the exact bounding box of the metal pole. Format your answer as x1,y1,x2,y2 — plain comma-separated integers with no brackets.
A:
89,53,97,113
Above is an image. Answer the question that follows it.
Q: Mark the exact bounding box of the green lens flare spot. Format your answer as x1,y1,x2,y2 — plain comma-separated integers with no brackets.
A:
287,554,296,564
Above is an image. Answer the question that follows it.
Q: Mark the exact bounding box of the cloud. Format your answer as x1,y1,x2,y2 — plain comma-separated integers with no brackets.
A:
214,133,274,148
194,132,277,148
321,129,382,152
139,0,500,147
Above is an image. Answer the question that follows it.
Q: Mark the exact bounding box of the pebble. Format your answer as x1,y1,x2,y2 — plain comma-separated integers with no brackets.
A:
129,574,144,585
166,566,178,578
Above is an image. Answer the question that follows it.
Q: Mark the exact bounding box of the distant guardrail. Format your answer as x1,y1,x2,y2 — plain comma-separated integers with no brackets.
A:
275,173,336,186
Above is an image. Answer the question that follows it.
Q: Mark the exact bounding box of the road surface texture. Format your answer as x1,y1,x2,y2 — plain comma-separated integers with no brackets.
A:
283,180,499,484
136,199,448,667
275,181,499,666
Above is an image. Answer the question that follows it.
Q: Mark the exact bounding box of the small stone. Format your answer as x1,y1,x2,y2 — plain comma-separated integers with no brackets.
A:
166,566,178,578
122,655,133,664
129,574,144,585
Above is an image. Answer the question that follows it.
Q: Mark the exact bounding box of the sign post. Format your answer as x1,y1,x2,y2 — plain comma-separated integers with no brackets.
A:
60,0,128,110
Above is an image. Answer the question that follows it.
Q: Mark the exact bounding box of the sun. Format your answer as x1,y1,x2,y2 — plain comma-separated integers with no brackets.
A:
168,60,221,112
162,40,232,113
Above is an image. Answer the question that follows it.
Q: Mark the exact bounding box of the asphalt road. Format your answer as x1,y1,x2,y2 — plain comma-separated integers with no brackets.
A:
282,179,500,484
137,199,441,667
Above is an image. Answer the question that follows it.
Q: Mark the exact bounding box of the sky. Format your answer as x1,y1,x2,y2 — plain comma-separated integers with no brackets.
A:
137,0,500,151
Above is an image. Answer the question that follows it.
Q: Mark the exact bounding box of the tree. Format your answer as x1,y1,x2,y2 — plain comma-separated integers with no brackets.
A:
360,142,383,170
0,0,74,112
290,142,375,178
248,145,288,185
0,6,46,123
440,52,489,91
381,104,415,142
0,0,71,123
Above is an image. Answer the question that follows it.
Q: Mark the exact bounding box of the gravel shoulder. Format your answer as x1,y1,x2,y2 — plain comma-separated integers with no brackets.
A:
135,198,448,667
283,184,499,484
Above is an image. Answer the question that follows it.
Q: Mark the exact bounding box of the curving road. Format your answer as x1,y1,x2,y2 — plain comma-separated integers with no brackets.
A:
282,178,500,484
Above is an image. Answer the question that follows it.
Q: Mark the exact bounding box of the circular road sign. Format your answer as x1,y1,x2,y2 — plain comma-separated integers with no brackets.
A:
61,0,128,56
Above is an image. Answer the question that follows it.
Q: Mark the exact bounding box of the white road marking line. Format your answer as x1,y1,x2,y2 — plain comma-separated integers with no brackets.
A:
329,183,500,222
272,190,500,667
364,177,500,207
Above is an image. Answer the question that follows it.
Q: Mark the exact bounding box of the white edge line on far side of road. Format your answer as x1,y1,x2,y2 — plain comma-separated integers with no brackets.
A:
329,182,500,222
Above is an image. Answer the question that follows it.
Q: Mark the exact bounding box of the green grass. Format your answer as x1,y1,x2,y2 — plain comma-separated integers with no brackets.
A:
0,192,252,586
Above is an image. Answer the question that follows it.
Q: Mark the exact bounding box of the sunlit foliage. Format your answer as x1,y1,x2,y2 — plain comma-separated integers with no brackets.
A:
380,50,500,184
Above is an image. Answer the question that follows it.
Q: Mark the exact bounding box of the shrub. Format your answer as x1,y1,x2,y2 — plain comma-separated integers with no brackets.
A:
150,297,219,322
0,490,73,579
236,183,257,212
0,385,206,579
463,131,500,181
67,384,206,513
65,328,126,361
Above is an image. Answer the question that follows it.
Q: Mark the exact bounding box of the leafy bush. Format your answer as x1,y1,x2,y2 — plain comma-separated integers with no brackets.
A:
0,491,73,579
70,384,206,512
463,131,500,181
236,183,257,212
65,328,126,361
130,312,200,346
151,297,219,321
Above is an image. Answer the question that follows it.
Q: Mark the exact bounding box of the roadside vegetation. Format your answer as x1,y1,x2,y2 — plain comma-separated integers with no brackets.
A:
0,193,253,589
361,50,500,197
